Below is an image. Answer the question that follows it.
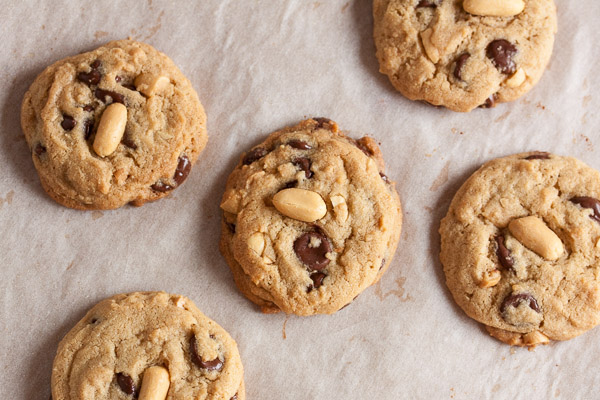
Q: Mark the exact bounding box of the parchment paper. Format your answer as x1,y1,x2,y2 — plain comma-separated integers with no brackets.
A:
1,1,599,398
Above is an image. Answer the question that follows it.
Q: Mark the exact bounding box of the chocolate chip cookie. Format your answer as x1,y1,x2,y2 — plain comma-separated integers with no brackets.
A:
51,292,244,399
219,118,403,316
373,0,557,112
440,152,600,347
21,40,207,209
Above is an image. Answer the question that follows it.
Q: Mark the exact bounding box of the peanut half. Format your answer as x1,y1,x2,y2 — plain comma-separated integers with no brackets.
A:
463,0,525,17
138,366,170,400
508,216,564,260
523,330,550,347
134,74,170,97
93,103,127,157
479,269,501,288
272,188,326,222
505,68,526,88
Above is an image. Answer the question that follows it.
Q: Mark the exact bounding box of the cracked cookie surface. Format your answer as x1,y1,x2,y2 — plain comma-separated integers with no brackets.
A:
373,0,557,111
440,152,600,347
21,39,207,209
219,118,403,316
51,292,244,400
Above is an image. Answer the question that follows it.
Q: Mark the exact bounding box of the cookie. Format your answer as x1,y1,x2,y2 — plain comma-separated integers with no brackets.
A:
373,0,557,112
219,118,403,316
21,40,207,209
51,292,244,399
440,152,600,347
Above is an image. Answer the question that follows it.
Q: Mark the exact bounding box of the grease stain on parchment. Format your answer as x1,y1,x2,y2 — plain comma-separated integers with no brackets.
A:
572,132,594,151
130,10,164,41
91,211,104,220
374,276,412,302
0,190,15,208
341,2,350,12
429,161,450,191
494,111,510,123
94,31,108,40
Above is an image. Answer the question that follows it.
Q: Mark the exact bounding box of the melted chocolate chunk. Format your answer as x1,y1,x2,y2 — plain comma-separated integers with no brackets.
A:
288,140,312,150
173,155,191,185
417,0,441,7
293,231,332,271
190,336,223,371
524,152,550,160
77,69,101,86
292,157,313,178
84,120,94,140
495,235,514,272
501,293,540,314
34,143,46,156
94,88,125,104
454,53,470,80
151,182,174,192
480,93,498,109
310,272,326,290
116,373,136,395
61,115,76,131
487,40,517,75
571,197,600,223
243,147,268,165
83,105,94,112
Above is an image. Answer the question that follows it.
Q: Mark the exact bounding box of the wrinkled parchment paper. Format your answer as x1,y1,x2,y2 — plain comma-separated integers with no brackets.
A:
1,1,599,398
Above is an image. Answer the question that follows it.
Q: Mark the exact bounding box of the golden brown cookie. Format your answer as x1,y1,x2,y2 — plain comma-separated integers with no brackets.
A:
51,292,244,399
440,152,600,348
373,0,557,111
220,118,403,316
21,40,207,209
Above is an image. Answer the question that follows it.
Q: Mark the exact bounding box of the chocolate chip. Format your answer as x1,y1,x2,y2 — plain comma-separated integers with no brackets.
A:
121,134,137,150
151,182,174,192
94,88,125,104
380,258,386,271
480,93,498,108
495,235,514,272
417,0,441,7
77,69,101,86
231,394,238,400
173,155,191,185
454,53,470,80
288,140,312,150
190,336,223,371
116,373,136,395
61,115,76,131
115,76,122,83
90,59,101,69
310,272,326,290
313,117,333,128
83,105,94,112
34,143,46,156
524,152,550,160
242,147,268,165
293,231,332,271
571,197,600,223
379,173,389,183
90,318,98,324
292,157,313,178
84,120,94,140
501,292,540,315
487,40,517,75
226,222,236,233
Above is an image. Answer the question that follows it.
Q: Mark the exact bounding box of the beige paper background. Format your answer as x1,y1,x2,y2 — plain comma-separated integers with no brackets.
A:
0,0,598,398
